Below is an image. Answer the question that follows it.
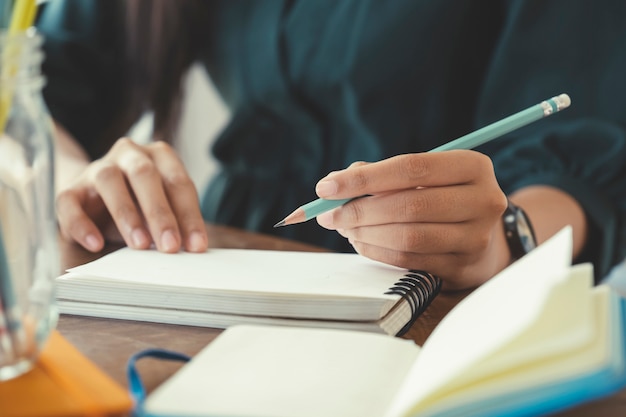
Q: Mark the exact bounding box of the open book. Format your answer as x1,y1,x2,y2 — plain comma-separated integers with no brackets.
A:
139,227,626,417
57,248,441,336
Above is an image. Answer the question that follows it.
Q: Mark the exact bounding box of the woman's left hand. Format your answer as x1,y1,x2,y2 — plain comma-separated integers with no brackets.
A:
315,150,509,290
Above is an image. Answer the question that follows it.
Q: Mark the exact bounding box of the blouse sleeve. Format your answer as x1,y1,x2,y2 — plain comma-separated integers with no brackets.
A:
475,1,626,281
37,0,127,159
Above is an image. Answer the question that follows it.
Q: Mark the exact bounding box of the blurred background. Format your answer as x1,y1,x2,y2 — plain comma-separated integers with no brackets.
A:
130,63,230,197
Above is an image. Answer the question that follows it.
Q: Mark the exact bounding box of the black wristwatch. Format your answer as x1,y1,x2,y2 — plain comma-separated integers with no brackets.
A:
502,200,537,261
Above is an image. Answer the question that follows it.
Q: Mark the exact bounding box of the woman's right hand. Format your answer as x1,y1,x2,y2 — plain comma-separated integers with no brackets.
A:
55,137,209,253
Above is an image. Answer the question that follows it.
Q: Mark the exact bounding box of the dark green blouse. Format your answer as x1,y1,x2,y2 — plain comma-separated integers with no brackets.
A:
37,0,626,281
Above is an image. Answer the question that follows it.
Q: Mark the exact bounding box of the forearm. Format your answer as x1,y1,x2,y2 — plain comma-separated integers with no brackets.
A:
509,185,588,261
53,121,90,192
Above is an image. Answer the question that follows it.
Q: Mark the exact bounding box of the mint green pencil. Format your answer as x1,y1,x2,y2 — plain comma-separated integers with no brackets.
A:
274,93,571,227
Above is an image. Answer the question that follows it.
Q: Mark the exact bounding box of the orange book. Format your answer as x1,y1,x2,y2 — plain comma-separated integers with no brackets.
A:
0,330,133,417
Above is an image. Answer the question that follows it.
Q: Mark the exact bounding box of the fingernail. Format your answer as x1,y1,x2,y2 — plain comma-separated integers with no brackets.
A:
131,228,150,248
160,230,179,252
85,234,101,251
316,179,338,197
188,231,207,252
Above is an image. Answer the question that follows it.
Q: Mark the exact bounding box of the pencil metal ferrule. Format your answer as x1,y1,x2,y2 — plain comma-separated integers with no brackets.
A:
541,100,557,116
542,94,571,116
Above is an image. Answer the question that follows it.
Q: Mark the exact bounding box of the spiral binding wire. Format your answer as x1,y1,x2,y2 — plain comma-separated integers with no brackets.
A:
384,270,442,337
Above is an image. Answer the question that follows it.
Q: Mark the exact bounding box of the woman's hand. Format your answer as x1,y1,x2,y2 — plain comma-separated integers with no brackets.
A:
56,137,208,253
315,150,509,290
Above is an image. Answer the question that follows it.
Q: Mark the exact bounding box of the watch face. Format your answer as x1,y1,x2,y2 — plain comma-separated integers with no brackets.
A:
516,211,537,252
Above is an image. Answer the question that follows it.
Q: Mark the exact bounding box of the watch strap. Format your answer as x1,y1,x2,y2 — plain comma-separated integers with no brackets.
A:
502,200,537,261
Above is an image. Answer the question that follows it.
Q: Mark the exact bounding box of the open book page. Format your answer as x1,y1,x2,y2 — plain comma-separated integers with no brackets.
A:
144,325,420,417
385,226,575,417
411,285,619,417
438,264,593,392
603,258,626,298
62,249,407,320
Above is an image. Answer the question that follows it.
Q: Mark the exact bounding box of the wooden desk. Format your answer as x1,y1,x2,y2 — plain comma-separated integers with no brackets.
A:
57,224,626,416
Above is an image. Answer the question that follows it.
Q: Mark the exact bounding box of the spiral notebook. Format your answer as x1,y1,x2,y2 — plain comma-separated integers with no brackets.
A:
56,249,441,336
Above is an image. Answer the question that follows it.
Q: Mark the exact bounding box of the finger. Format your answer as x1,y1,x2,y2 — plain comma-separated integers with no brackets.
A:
350,240,461,278
343,221,492,255
316,150,494,199
56,188,105,252
349,241,484,289
109,142,182,253
88,159,154,250
347,161,370,168
147,141,208,252
317,185,491,229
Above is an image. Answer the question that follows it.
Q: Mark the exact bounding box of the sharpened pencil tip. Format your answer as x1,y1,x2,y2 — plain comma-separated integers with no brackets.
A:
274,208,307,227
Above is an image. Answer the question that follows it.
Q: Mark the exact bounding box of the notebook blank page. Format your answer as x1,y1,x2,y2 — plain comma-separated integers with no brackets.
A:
144,325,420,417
65,248,405,299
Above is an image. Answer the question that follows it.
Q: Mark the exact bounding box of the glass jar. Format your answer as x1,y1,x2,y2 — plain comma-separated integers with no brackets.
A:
0,29,59,380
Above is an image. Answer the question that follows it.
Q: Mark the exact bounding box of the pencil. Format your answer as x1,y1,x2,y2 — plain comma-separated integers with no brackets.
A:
0,0,37,133
274,93,571,227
